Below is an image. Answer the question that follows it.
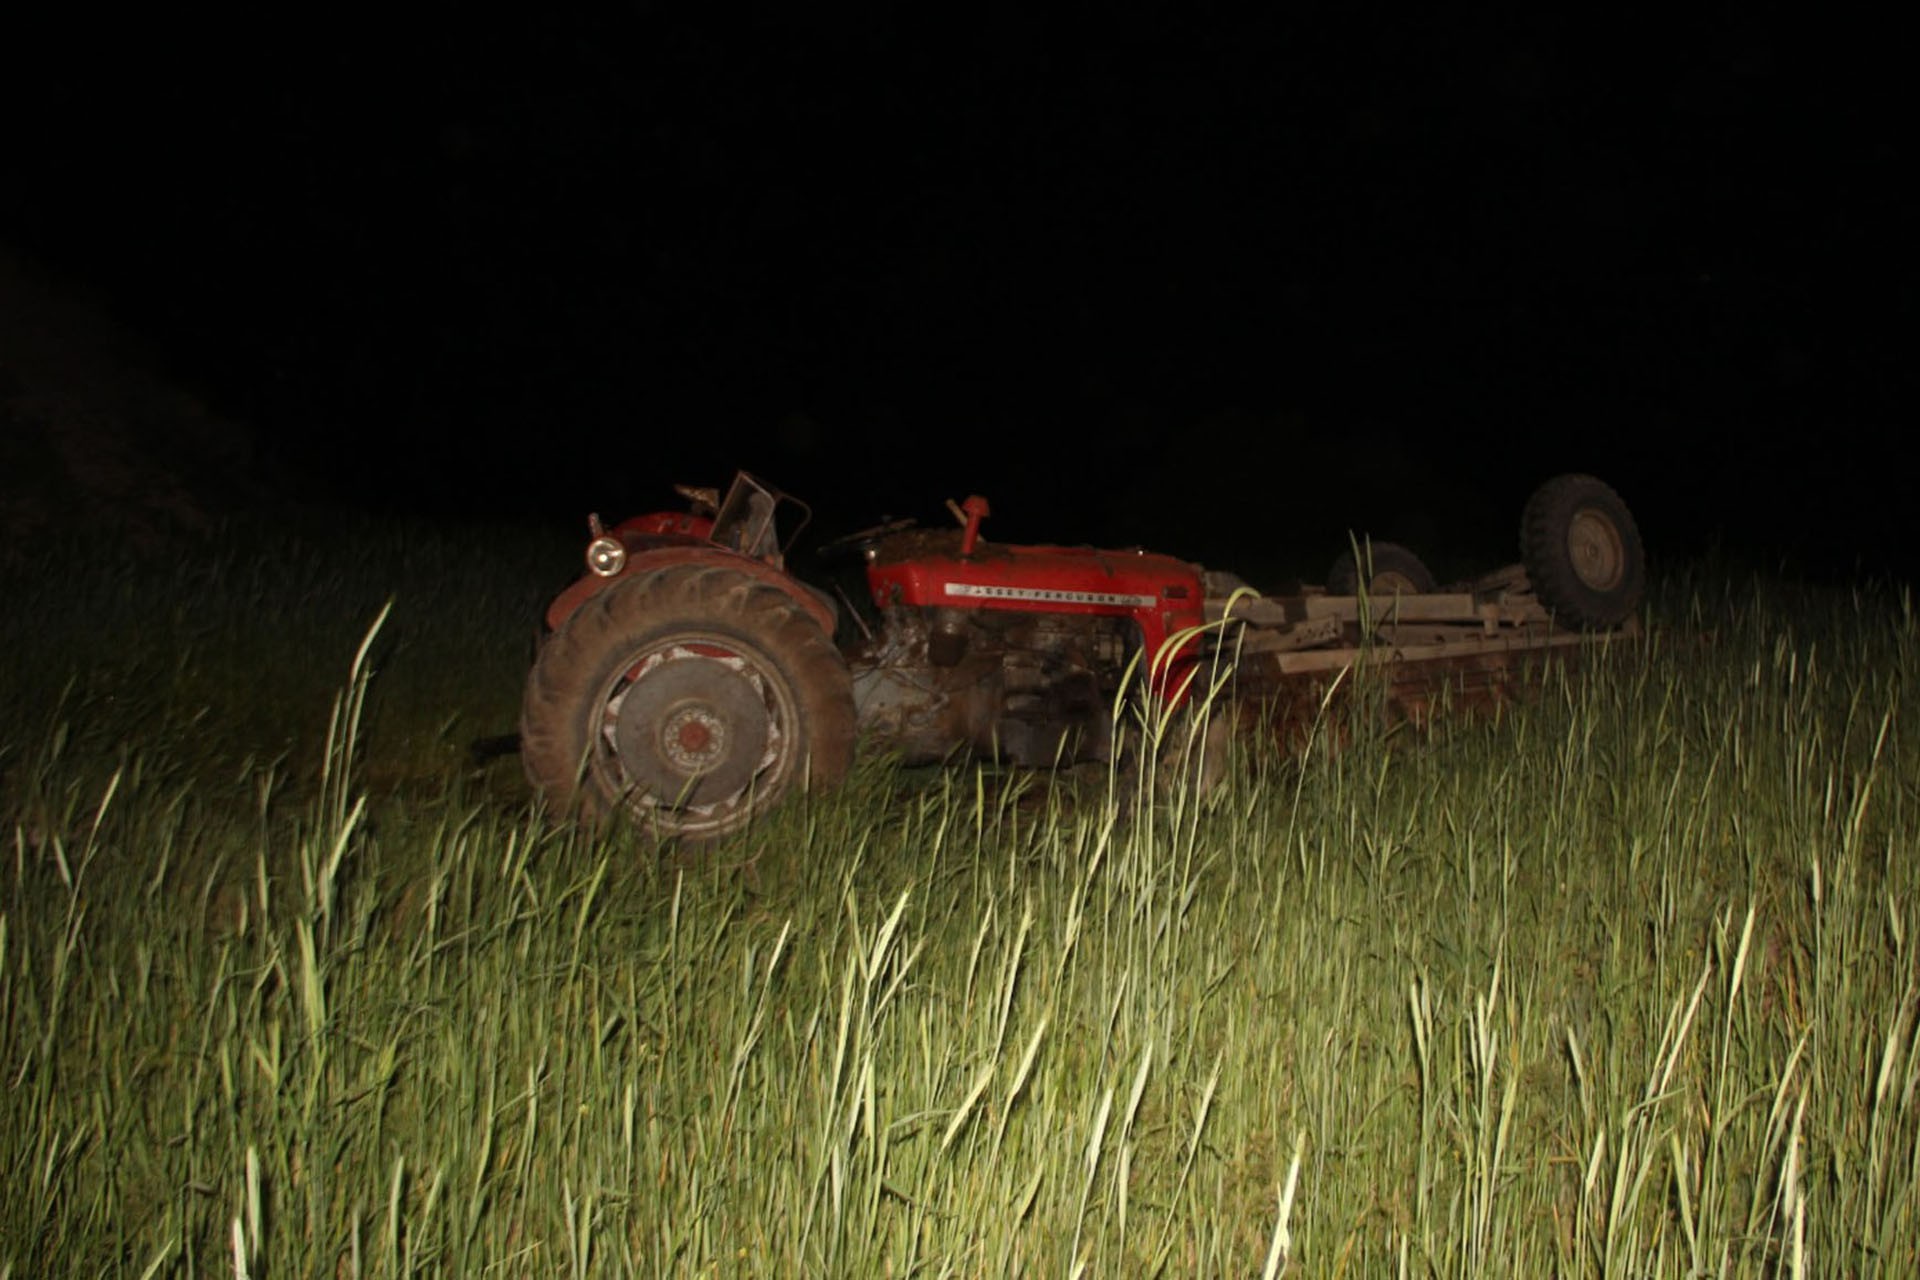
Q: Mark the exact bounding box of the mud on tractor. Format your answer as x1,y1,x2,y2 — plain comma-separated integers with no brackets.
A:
521,472,1645,842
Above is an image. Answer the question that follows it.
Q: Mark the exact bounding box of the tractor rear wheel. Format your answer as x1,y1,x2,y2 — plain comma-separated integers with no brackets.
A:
521,565,855,842
1520,474,1645,629
1327,542,1437,597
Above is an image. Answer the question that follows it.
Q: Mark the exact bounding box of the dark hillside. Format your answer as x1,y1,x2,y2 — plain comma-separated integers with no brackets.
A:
1,246,264,563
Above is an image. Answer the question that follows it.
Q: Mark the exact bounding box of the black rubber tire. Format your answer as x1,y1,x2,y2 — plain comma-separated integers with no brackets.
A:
521,565,856,842
1327,542,1437,597
1519,474,1645,629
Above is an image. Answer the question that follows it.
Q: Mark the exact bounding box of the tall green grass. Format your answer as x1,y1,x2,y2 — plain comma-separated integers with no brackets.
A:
3,532,1917,1275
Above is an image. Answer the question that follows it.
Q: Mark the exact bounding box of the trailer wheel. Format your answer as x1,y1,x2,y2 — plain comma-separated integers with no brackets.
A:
1520,474,1645,629
521,566,856,843
1327,542,1437,597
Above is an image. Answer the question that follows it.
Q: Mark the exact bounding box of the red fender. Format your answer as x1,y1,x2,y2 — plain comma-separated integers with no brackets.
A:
544,545,838,638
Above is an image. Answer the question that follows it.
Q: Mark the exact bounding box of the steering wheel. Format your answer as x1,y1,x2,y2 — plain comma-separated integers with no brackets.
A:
818,517,918,558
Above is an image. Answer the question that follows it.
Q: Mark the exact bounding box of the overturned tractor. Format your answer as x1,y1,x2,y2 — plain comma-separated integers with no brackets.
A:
521,472,1644,841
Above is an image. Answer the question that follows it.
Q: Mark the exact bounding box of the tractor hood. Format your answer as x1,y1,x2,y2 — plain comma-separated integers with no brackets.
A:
864,532,1209,674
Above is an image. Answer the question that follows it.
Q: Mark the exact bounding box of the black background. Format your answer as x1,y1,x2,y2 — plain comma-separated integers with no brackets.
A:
4,8,1909,580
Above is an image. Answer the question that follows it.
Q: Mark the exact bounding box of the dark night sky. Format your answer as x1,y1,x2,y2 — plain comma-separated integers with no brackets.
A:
3,9,1910,579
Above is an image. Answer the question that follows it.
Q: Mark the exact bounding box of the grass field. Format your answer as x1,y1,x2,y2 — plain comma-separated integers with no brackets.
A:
3,520,1917,1276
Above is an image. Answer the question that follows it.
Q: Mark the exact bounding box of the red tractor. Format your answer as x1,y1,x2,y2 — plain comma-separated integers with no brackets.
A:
521,472,1644,841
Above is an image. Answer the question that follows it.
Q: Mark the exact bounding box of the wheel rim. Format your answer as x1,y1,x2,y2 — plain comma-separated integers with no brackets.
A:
594,637,793,835
1566,509,1626,592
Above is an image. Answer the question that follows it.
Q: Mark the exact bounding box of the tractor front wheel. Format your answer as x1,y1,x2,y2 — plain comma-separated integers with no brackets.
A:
521,566,855,842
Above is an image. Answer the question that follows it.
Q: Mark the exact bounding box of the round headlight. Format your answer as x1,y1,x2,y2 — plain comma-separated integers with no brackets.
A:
586,536,627,577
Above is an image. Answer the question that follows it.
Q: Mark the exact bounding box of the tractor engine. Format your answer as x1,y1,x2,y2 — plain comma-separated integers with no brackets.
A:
849,605,1135,767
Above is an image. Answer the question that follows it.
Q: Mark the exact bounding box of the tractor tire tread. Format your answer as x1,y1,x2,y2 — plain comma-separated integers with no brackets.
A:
520,564,854,839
